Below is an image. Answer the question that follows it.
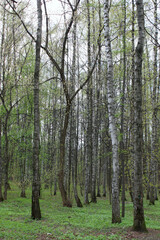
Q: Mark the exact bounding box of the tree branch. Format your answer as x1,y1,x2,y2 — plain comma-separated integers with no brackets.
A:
70,51,99,102
61,0,80,71
70,26,103,102
42,0,49,49
6,0,36,42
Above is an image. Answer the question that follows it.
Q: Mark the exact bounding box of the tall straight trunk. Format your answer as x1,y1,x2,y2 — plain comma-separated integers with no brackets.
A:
20,132,26,198
102,157,107,197
129,0,135,203
3,114,10,200
0,118,3,201
96,0,102,198
52,78,58,196
104,0,121,223
149,0,158,205
74,95,83,207
0,0,6,202
85,0,92,205
120,0,126,218
132,0,147,232
91,1,97,204
107,138,112,204
70,13,83,207
31,0,42,220
143,64,150,200
51,83,58,196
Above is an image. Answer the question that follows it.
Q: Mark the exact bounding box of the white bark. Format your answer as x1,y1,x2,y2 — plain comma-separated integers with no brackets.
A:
103,0,121,223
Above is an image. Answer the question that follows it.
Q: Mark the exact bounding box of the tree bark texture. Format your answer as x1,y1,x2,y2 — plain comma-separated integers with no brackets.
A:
70,15,83,207
149,0,158,205
120,0,126,217
129,0,135,203
31,0,42,220
3,115,10,200
58,103,72,207
104,0,121,223
85,0,92,205
132,0,147,232
0,118,3,201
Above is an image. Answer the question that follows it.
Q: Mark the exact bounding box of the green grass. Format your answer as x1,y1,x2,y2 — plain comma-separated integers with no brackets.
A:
0,184,160,239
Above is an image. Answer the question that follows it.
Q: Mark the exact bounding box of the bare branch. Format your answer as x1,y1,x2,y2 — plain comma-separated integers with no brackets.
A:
43,0,49,49
61,0,80,71
67,0,74,11
6,0,36,42
70,51,99,102
70,26,103,102
39,76,61,85
145,27,160,47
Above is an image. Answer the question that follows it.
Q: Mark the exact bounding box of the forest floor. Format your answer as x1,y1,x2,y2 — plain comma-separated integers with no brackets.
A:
38,228,160,239
0,183,160,240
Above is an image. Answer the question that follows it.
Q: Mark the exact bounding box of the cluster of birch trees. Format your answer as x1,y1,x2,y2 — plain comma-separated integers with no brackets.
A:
0,0,159,232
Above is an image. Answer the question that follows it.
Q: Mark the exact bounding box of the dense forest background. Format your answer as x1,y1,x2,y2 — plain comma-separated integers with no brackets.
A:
0,0,159,232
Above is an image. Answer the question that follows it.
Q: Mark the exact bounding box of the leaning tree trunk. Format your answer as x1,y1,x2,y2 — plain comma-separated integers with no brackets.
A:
31,0,42,220
132,0,147,232
104,0,121,223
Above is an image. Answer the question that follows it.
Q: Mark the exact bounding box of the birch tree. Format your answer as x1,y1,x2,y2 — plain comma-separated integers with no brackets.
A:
104,0,121,223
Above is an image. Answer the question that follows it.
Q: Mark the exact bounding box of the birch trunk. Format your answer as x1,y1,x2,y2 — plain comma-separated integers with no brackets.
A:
104,0,121,223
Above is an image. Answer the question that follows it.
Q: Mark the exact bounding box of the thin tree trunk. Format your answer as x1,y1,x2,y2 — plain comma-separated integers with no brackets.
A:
129,0,135,203
84,0,92,205
0,118,3,201
96,0,102,198
3,114,10,200
0,0,6,202
149,0,158,205
70,13,83,207
31,0,42,220
120,0,126,218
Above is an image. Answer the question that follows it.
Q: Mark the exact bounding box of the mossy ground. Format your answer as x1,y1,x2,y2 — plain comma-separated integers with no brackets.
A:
0,184,160,239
